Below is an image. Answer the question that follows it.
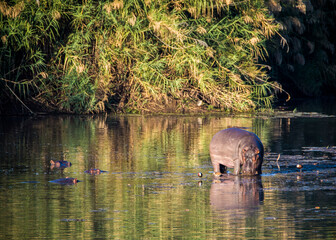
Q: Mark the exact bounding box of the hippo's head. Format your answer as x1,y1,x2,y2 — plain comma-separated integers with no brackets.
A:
241,145,262,175
89,169,101,175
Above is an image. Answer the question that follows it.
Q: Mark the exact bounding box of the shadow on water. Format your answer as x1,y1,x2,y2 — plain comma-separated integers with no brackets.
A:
262,149,336,194
282,97,336,116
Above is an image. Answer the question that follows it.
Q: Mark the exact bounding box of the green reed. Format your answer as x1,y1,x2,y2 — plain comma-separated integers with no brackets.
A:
0,0,281,113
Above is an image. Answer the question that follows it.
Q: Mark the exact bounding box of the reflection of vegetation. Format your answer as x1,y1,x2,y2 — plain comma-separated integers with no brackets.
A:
0,114,272,172
0,115,274,239
1,0,281,113
2,115,336,238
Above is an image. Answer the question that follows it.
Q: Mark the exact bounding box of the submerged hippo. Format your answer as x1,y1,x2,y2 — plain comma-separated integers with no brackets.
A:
49,177,78,185
50,160,72,169
210,128,264,176
84,169,107,175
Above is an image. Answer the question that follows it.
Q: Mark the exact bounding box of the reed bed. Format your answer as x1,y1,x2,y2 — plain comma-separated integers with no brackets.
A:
1,0,281,113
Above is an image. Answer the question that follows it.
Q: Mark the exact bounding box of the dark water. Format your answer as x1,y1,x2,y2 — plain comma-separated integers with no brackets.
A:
1,102,336,239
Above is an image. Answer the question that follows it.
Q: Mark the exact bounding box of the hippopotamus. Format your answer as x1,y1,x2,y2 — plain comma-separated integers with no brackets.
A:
49,177,78,185
210,128,264,176
50,160,72,169
84,169,107,175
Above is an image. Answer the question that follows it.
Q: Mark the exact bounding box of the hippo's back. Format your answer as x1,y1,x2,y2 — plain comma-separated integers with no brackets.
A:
210,128,262,168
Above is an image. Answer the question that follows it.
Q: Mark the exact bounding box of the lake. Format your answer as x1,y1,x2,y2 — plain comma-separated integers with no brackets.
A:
1,99,336,239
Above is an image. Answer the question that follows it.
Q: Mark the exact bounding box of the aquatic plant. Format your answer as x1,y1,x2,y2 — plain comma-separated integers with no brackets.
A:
1,0,281,114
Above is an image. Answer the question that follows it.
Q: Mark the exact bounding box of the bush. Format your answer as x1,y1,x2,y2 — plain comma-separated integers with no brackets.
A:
0,0,281,114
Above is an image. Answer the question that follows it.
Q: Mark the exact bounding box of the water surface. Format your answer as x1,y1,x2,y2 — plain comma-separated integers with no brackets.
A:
1,105,336,239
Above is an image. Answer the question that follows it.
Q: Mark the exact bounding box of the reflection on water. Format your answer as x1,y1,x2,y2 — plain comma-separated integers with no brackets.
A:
210,176,263,211
209,176,264,238
0,111,336,239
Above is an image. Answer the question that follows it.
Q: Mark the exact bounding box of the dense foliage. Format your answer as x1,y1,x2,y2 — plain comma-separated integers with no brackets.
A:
267,0,336,96
1,0,281,114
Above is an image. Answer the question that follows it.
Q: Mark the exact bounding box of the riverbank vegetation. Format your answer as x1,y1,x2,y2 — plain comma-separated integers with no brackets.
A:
0,0,282,114
266,0,336,97
1,0,335,114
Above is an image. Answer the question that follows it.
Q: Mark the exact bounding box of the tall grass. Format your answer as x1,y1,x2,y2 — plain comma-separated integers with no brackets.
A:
0,0,281,114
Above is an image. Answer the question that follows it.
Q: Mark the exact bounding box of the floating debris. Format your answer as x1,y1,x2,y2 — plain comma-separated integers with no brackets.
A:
296,164,303,169
276,154,281,171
